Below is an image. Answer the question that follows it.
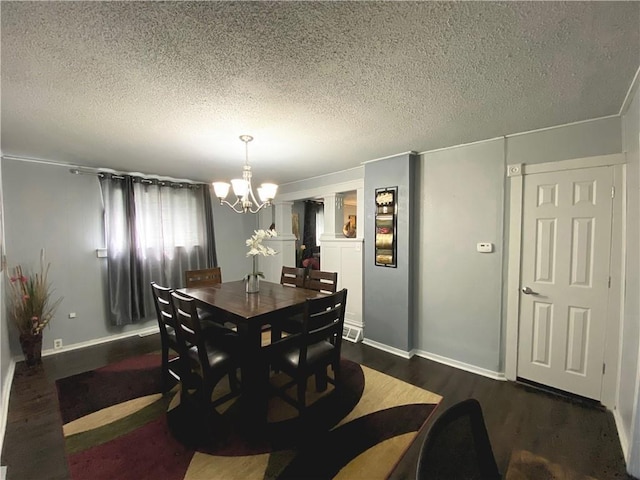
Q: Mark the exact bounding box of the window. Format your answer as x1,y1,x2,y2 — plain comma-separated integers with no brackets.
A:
99,174,216,325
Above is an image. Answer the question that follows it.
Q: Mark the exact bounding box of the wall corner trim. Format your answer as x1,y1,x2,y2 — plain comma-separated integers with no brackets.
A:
614,407,630,462
620,65,640,116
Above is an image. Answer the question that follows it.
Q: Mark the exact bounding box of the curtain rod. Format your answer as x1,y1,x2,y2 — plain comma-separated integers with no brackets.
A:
70,168,206,188
69,167,205,187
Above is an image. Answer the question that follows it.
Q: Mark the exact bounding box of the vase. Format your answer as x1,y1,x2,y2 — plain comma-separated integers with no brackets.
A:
246,274,260,294
19,333,43,367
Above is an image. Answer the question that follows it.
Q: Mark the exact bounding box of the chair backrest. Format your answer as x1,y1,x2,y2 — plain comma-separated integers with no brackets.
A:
151,282,177,337
305,270,338,294
297,289,347,366
416,398,501,480
185,267,222,288
280,266,307,288
171,291,208,366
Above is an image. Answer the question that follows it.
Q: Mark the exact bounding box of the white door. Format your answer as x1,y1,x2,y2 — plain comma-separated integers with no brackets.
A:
517,166,613,400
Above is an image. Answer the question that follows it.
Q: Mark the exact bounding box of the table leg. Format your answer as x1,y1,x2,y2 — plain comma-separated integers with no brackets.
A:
237,323,269,429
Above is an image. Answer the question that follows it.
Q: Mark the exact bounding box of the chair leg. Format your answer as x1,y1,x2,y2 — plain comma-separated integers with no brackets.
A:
228,370,240,393
161,345,170,393
271,326,283,343
192,383,215,437
297,379,307,414
315,368,328,392
180,379,191,409
332,359,341,388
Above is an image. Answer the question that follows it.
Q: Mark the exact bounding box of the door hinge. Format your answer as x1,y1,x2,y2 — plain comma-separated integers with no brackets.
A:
603,363,606,375
611,186,615,199
608,276,611,288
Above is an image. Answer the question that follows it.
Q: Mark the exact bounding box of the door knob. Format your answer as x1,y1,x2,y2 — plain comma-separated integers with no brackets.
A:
521,286,538,295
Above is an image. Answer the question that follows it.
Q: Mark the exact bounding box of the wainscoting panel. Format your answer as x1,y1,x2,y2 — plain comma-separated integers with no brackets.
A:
320,238,363,330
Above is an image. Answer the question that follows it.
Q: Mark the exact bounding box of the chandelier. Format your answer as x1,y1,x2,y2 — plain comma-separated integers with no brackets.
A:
212,135,278,214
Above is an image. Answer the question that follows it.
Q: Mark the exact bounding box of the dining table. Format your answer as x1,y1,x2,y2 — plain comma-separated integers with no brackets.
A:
177,279,326,428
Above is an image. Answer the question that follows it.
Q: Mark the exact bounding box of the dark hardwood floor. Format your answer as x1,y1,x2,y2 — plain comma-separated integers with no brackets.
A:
1,334,633,479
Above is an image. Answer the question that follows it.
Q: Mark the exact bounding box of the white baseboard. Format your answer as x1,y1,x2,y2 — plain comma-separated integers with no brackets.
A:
0,358,16,462
362,338,413,359
613,408,629,462
41,326,159,357
360,339,506,381
414,349,506,381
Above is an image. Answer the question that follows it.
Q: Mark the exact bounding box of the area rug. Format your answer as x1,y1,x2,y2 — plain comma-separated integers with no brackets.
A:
56,353,441,480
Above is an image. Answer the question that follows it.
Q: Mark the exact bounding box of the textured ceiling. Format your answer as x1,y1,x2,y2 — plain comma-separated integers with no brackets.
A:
2,2,639,185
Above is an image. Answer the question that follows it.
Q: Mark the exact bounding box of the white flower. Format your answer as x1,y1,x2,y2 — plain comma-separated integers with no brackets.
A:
246,229,278,257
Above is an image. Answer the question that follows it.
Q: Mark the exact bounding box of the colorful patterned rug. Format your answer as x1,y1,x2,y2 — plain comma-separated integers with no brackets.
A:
56,353,441,480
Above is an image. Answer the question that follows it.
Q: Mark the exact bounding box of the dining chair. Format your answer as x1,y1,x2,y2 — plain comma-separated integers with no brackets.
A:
275,270,339,339
267,288,348,415
184,267,230,328
185,267,222,287
171,291,241,420
280,266,307,288
416,398,501,480
305,270,338,294
267,266,309,339
151,282,186,393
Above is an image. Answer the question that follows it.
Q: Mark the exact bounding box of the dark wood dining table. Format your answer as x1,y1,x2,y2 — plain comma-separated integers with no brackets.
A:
177,279,326,427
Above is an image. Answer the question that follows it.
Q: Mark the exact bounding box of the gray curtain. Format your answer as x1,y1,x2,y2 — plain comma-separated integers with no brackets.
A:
202,185,218,268
99,174,216,325
302,200,322,259
99,174,145,325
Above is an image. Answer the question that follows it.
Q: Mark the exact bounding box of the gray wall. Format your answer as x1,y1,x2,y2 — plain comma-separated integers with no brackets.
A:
417,139,505,371
1,158,254,356
274,116,624,373
3,159,124,353
415,118,623,373
621,83,640,474
506,116,622,165
213,200,260,282
363,153,417,351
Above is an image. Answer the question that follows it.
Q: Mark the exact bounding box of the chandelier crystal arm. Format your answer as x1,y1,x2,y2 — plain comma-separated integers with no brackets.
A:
212,135,278,214
217,196,267,214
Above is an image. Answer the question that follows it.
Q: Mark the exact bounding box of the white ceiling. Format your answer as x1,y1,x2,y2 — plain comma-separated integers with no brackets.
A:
1,2,638,185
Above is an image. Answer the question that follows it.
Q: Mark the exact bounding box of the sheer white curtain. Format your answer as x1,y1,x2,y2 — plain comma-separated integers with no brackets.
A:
134,180,210,317
100,174,216,325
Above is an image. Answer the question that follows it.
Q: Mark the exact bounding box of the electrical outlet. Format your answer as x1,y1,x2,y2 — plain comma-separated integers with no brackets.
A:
68,312,77,319
53,339,63,350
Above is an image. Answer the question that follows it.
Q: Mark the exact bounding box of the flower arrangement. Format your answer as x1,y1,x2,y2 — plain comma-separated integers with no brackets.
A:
7,251,62,336
245,229,278,280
